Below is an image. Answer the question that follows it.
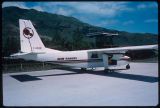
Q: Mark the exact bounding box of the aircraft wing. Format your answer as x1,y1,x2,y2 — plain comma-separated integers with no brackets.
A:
87,44,158,54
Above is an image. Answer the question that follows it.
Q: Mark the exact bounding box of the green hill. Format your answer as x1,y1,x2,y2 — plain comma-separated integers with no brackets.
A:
2,6,158,56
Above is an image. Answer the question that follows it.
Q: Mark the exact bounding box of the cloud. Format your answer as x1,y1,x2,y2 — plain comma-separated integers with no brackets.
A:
55,8,73,16
2,2,45,12
123,20,134,25
144,19,158,23
2,2,28,9
64,2,132,17
2,2,133,18
31,6,44,12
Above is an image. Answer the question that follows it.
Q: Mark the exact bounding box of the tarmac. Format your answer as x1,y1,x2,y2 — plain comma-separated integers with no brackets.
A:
2,62,158,106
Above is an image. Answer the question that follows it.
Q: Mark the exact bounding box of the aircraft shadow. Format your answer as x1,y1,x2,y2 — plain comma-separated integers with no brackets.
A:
53,67,158,83
11,74,42,82
36,71,85,77
11,67,158,83
11,68,85,82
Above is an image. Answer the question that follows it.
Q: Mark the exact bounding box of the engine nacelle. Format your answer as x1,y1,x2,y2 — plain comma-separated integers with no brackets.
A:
120,55,131,61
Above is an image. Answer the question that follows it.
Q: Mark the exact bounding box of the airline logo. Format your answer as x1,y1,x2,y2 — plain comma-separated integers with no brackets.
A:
23,27,34,39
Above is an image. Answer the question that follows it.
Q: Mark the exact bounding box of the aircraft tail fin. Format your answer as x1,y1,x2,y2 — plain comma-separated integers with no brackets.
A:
19,19,46,53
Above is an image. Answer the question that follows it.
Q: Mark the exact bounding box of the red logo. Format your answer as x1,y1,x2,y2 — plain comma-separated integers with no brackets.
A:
23,27,34,39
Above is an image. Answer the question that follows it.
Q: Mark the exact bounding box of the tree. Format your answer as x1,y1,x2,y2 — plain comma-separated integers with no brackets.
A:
72,27,84,50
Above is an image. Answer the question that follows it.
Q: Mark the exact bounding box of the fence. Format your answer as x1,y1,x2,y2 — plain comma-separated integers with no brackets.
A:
2,62,62,73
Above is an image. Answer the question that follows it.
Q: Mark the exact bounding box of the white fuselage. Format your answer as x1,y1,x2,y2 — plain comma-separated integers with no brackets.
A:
16,48,128,69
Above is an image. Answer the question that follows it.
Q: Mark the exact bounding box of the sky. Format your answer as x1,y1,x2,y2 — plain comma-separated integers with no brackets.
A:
2,1,158,34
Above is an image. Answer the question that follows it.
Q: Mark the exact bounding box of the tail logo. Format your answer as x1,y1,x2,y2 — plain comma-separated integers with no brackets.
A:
23,27,34,39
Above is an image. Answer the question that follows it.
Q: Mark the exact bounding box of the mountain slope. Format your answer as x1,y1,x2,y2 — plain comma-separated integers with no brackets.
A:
2,6,158,56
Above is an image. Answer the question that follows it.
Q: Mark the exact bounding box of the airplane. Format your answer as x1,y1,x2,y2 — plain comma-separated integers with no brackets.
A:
9,19,158,72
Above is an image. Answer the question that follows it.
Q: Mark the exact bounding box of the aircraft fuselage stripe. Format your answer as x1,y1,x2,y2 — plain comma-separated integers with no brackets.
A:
46,59,103,63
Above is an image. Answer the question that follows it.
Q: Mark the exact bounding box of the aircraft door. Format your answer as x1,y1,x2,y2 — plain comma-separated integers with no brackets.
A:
108,54,117,65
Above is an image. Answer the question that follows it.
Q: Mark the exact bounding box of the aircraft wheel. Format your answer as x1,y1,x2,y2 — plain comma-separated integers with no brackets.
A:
126,64,130,69
81,68,87,71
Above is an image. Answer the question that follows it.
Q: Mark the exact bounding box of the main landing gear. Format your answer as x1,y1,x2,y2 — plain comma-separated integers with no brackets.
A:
126,64,130,69
104,64,130,73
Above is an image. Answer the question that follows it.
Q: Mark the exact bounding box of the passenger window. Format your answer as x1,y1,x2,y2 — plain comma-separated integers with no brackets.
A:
57,58,64,60
91,53,98,58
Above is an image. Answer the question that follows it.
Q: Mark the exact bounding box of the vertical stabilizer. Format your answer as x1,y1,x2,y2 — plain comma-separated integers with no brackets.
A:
19,19,45,53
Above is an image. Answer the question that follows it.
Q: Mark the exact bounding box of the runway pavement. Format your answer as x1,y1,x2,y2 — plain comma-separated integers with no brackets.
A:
2,62,158,106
